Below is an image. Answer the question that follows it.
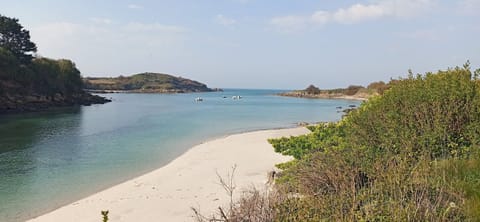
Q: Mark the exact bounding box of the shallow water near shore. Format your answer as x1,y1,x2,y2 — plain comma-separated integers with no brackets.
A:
0,89,360,221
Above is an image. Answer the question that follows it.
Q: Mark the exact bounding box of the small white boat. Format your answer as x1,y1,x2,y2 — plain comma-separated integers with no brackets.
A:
195,97,203,102
232,96,242,100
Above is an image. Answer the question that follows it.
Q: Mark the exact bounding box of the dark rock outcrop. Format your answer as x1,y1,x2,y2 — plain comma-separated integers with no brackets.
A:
0,92,111,114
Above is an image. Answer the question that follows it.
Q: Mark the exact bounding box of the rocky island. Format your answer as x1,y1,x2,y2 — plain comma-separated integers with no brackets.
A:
83,73,221,93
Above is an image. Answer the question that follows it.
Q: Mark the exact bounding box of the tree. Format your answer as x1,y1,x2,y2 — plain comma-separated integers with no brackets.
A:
305,84,321,94
0,47,19,78
0,14,37,64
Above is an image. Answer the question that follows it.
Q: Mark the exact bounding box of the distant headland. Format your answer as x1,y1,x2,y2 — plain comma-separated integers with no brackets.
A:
83,73,222,94
279,81,389,101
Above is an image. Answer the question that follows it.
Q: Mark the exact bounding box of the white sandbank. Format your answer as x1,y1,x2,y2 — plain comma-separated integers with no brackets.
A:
28,127,309,222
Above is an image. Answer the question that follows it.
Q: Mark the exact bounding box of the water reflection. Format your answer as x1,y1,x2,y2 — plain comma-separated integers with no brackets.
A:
0,107,82,221
0,90,360,222
0,107,81,154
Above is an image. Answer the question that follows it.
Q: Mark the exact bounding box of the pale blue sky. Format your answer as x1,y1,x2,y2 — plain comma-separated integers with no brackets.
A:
1,0,479,89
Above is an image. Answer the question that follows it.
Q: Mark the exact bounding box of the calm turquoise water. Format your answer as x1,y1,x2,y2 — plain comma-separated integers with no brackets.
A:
0,89,360,221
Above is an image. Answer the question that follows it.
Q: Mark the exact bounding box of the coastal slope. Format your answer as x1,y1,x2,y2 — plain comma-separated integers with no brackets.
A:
84,73,220,93
28,127,309,222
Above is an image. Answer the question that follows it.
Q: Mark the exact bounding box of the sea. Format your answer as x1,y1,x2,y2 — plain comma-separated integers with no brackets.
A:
0,89,361,221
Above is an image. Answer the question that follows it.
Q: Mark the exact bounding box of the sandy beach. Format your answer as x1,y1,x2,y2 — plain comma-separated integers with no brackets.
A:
28,127,309,222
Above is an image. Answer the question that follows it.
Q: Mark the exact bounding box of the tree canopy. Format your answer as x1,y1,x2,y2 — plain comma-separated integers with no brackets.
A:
0,15,84,97
0,14,37,64
305,84,320,94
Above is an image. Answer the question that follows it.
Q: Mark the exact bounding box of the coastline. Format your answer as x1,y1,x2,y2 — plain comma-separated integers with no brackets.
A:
28,127,310,222
0,92,111,115
278,92,370,101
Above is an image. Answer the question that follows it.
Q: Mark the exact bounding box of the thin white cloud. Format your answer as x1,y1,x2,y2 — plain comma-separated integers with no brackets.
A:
270,16,308,33
128,4,144,9
124,22,187,33
89,17,112,25
234,0,251,4
311,11,330,25
270,0,435,32
458,0,480,15
403,29,441,41
30,21,189,75
332,4,387,24
215,14,237,26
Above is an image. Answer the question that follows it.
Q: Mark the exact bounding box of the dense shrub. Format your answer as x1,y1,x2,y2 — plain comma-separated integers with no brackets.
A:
205,64,480,221
0,52,84,97
0,47,20,79
30,58,83,96
269,123,346,160
345,64,480,159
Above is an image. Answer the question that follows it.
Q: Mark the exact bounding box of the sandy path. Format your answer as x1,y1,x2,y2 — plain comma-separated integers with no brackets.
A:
28,127,309,222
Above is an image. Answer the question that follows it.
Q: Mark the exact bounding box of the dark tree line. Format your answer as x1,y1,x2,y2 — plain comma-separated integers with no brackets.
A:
0,15,36,64
0,14,84,97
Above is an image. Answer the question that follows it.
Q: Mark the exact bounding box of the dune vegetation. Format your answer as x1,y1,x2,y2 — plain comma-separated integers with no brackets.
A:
200,63,480,221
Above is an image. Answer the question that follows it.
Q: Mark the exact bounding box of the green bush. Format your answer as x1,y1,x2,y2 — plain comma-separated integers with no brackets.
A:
345,64,480,159
265,63,480,221
1,53,85,97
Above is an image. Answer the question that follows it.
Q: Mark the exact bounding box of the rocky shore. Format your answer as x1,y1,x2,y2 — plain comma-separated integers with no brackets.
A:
279,91,370,101
0,92,111,114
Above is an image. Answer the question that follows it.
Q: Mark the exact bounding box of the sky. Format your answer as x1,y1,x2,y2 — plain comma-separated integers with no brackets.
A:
1,0,479,89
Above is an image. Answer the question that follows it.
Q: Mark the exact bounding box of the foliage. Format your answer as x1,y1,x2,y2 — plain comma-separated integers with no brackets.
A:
269,122,346,159
30,58,83,96
0,14,85,99
211,63,480,221
0,47,21,79
0,15,108,114
430,149,480,220
304,84,320,94
0,14,36,64
345,64,480,159
101,210,109,222
1,54,85,96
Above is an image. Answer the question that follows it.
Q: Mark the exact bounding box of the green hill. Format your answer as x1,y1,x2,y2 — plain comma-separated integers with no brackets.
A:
83,73,220,93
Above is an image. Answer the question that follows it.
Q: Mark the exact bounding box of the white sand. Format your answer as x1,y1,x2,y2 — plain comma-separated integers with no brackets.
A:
28,127,309,222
